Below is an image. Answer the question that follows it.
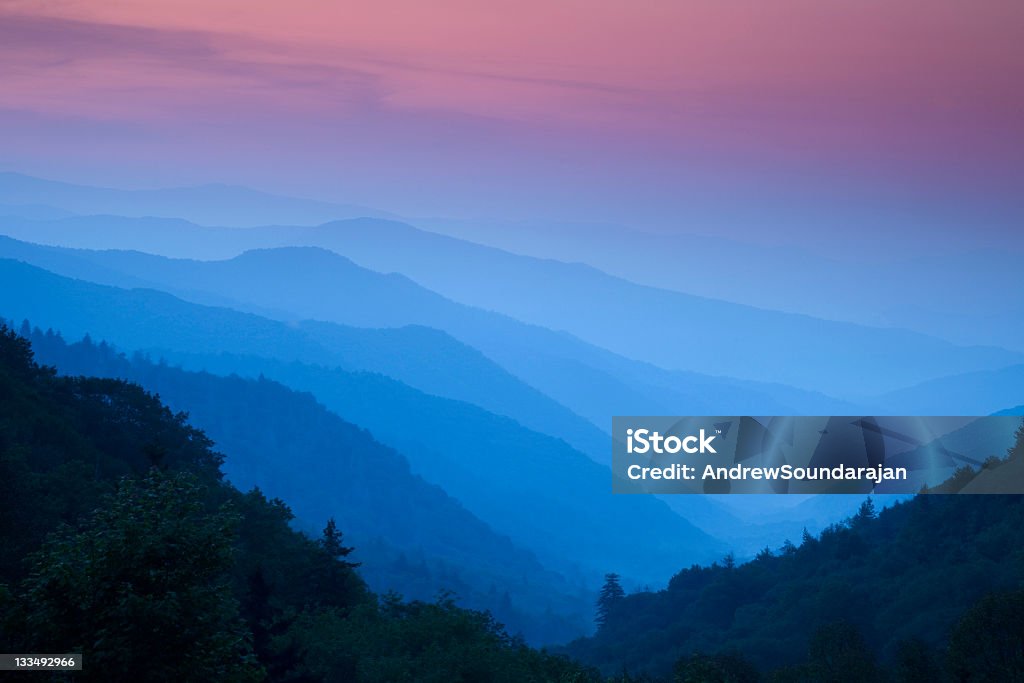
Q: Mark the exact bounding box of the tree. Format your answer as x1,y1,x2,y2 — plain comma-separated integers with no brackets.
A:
1007,419,1024,463
596,573,625,629
18,470,262,682
320,517,359,568
0,323,38,382
308,518,365,610
893,638,940,683
852,498,877,527
806,621,877,683
674,652,760,683
947,589,1024,681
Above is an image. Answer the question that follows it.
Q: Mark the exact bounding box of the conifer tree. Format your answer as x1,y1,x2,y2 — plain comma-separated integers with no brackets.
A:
596,573,625,628
321,517,359,569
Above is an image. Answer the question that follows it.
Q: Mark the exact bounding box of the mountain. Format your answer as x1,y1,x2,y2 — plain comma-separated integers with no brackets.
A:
23,326,590,643
0,213,261,257
0,171,392,226
0,235,859,434
414,216,1024,352
0,239,609,460
8,173,1022,356
1,211,1019,398
874,364,1024,416
0,323,602,681
278,219,1023,398
0,258,724,585
0,237,940,560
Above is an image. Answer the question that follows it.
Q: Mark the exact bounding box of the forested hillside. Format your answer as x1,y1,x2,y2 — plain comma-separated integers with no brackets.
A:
17,321,591,643
0,324,600,682
566,435,1024,680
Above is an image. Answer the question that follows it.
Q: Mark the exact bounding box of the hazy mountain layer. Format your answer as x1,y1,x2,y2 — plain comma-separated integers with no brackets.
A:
0,259,724,585
1,210,1018,398
23,327,591,643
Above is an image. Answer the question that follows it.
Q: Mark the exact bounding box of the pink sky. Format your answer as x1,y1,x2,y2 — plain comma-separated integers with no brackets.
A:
1,0,1021,231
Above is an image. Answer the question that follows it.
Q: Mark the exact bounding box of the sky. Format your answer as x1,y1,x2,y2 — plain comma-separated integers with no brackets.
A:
1,0,1022,241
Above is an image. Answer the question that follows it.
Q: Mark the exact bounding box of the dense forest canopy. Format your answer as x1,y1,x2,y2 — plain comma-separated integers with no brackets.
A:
567,448,1024,680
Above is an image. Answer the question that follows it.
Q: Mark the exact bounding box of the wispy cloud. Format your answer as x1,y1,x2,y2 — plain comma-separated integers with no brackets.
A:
0,0,1020,223
0,9,390,122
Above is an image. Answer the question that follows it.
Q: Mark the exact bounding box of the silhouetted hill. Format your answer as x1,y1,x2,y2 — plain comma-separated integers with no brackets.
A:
564,454,1024,677
0,323,602,681
21,325,590,643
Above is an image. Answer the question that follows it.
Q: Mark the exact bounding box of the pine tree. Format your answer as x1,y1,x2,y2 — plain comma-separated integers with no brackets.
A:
1008,418,1024,463
596,573,625,629
320,518,359,569
855,498,877,523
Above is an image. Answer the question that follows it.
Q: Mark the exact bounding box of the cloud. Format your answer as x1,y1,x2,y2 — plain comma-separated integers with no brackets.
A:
0,3,664,130
1,0,1020,223
0,8,389,122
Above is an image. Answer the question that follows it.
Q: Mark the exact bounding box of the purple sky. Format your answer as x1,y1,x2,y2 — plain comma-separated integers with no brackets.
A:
1,0,1021,243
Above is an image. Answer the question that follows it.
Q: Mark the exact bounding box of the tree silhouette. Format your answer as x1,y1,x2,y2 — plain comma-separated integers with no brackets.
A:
596,573,625,628
19,470,262,683
853,498,877,526
947,589,1024,681
807,621,877,683
674,651,759,683
320,517,359,569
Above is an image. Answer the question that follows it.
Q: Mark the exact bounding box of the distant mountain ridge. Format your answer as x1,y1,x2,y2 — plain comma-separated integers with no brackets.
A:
0,236,860,438
0,208,1018,398
0,238,610,459
874,364,1024,415
0,171,395,226
0,258,725,586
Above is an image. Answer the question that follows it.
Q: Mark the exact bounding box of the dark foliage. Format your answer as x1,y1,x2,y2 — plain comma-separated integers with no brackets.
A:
0,324,600,682
17,322,592,644
567,425,1024,680
596,573,625,629
2,319,1021,682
